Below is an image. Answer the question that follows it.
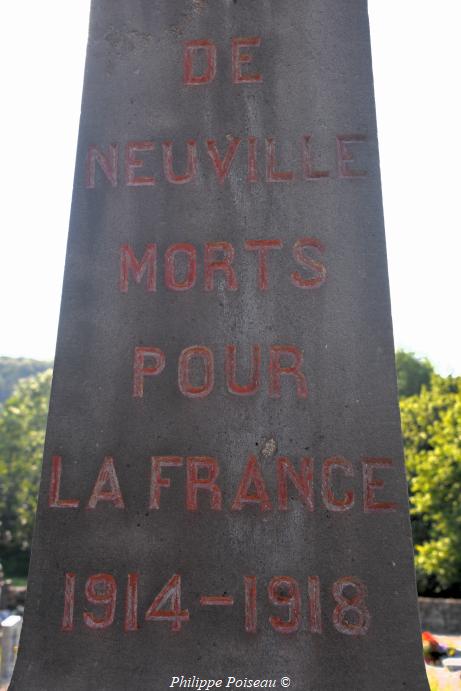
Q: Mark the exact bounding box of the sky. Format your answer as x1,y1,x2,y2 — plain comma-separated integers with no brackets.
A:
0,1,460,375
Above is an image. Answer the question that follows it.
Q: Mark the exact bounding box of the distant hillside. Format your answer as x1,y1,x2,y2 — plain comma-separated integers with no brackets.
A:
0,357,53,405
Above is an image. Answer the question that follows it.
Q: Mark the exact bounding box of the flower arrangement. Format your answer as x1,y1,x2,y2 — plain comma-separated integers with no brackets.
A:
422,632,457,666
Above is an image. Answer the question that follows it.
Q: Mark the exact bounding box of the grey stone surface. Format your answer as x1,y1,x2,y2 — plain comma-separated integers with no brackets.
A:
419,598,461,635
12,1,428,689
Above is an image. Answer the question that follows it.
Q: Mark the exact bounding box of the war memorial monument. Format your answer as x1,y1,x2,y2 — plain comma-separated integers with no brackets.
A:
11,1,429,689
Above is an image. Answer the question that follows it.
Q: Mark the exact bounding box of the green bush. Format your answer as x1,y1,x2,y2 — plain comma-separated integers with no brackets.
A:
0,369,52,574
401,373,461,594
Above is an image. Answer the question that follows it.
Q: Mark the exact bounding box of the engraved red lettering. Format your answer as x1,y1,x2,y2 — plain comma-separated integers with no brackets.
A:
165,243,197,291
145,574,189,632
83,574,117,629
200,595,234,606
125,141,156,186
266,138,294,182
178,346,214,398
291,237,326,289
133,346,166,398
49,456,80,509
186,457,222,511
321,457,354,512
183,40,217,86
206,137,242,184
247,136,259,183
85,144,118,188
244,239,283,291
302,135,330,179
244,576,257,633
277,457,314,511
204,241,238,291
231,455,272,512
336,134,367,178
124,573,139,632
268,576,301,634
362,458,398,513
162,140,198,184
232,37,262,84
120,244,157,292
225,344,261,396
150,457,183,510
269,346,308,399
87,457,125,509
308,576,322,634
332,577,370,636
62,573,76,632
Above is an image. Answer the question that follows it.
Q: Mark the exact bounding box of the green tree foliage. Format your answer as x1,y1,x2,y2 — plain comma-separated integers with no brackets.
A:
396,349,433,398
0,370,52,557
0,357,52,406
401,374,461,593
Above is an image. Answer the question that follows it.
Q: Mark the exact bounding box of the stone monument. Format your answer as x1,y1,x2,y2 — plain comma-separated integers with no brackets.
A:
11,1,429,689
